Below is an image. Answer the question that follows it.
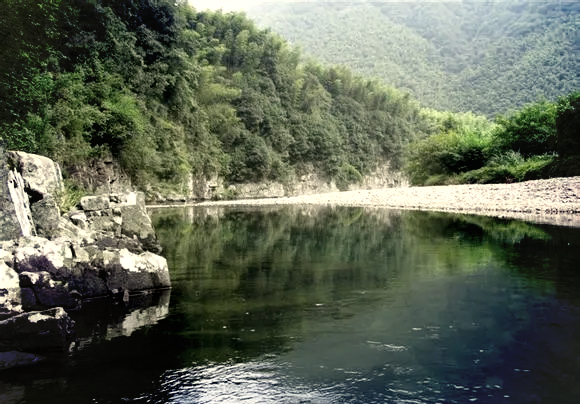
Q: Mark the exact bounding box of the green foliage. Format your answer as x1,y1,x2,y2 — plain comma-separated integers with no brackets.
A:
335,163,363,191
1,0,428,191
458,154,555,184
249,0,580,116
555,91,580,159
405,110,496,184
492,99,558,157
406,91,579,186
54,179,87,214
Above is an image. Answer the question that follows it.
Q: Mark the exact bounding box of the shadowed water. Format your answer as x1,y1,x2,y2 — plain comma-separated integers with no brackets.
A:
2,206,580,404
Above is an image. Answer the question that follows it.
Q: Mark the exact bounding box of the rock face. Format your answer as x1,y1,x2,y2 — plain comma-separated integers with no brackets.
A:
175,162,407,202
1,236,170,311
67,154,132,194
0,144,36,241
0,149,170,357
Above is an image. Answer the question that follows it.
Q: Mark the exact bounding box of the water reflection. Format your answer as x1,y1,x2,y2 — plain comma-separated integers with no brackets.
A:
4,206,580,403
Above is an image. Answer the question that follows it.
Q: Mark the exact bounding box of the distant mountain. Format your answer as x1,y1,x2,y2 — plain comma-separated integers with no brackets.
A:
247,0,580,116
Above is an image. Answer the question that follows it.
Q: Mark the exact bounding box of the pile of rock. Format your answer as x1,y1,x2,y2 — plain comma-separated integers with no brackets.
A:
0,144,170,363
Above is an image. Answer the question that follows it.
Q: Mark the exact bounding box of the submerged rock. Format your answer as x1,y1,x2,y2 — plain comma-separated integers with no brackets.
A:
0,307,74,352
0,351,45,371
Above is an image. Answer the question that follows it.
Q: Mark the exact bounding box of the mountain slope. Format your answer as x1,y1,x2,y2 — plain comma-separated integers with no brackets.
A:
247,0,580,116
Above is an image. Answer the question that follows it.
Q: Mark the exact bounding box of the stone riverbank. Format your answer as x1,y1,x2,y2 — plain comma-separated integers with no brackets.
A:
179,177,580,227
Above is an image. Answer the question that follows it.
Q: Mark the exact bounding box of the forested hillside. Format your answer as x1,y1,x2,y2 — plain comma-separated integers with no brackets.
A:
248,0,580,116
1,0,430,194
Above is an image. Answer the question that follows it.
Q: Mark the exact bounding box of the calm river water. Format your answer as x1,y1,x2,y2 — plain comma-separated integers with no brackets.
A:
2,206,580,404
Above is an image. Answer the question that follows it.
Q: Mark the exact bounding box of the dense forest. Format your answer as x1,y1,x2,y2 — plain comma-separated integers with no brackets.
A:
1,0,579,198
248,0,580,116
1,0,431,196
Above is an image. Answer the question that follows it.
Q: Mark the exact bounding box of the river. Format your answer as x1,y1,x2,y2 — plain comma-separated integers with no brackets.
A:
1,206,580,403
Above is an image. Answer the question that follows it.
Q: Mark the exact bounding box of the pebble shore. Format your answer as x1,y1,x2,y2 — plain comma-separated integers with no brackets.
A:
178,177,580,227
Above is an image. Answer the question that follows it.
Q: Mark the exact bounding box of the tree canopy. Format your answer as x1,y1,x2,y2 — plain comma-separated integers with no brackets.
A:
248,0,580,116
0,0,430,191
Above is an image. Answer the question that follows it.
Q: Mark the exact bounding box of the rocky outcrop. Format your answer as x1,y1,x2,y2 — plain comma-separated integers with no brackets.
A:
149,162,408,203
76,192,161,253
67,154,132,195
0,144,36,241
1,237,170,311
0,149,170,359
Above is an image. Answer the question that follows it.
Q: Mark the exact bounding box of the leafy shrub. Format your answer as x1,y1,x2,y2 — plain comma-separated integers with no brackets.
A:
460,154,554,184
556,91,580,158
335,163,363,191
492,99,558,157
405,110,496,184
54,179,86,214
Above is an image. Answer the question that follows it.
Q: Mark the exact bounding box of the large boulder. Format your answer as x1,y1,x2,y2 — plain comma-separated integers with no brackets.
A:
0,145,36,241
19,271,78,310
120,205,161,253
80,195,110,211
0,307,74,352
5,237,169,308
30,194,61,238
4,151,64,239
6,151,63,197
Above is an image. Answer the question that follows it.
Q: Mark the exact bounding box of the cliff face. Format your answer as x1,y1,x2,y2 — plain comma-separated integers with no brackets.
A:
154,162,409,203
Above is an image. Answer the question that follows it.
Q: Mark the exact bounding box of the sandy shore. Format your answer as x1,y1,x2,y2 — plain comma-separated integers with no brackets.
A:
153,177,580,227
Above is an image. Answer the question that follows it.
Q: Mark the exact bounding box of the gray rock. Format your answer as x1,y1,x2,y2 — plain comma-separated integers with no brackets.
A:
6,151,64,197
20,288,37,311
120,205,161,253
8,237,169,306
88,248,170,293
67,154,132,194
0,158,36,241
95,236,144,254
19,271,77,309
80,195,110,211
0,307,74,352
234,182,286,199
68,211,88,230
30,194,61,238
88,215,121,237
0,262,22,320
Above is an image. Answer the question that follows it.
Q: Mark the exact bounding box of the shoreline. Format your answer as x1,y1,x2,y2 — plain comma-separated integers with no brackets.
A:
148,176,580,228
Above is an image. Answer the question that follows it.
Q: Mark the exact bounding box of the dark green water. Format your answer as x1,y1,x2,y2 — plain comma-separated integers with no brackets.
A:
2,206,580,403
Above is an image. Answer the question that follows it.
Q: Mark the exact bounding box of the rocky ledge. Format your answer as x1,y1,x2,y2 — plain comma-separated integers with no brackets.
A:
0,145,170,367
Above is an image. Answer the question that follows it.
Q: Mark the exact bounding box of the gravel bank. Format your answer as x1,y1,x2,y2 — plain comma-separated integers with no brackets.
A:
160,177,580,227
